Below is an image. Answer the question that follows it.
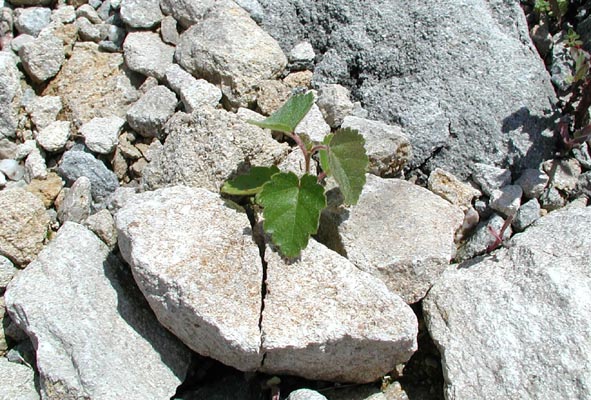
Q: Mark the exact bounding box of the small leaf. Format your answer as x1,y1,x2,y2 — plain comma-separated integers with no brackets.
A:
325,128,368,205
221,166,280,195
249,92,314,133
256,172,326,257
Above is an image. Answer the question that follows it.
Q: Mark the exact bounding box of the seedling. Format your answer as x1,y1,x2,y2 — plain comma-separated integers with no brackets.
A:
222,92,368,257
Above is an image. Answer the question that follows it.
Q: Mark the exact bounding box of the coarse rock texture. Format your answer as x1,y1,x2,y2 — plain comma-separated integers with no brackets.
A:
5,222,190,400
428,168,482,211
18,34,64,83
35,120,70,153
175,2,287,107
14,6,51,36
120,0,163,29
26,95,62,130
261,239,418,383
257,0,557,179
80,116,125,154
0,254,18,291
455,213,513,262
123,31,175,81
0,188,49,266
0,52,21,139
317,174,464,303
26,171,64,208
142,107,288,192
43,42,140,128
286,389,327,400
423,206,591,400
115,186,264,371
0,357,39,400
341,116,411,177
56,176,91,224
126,85,177,138
160,0,217,29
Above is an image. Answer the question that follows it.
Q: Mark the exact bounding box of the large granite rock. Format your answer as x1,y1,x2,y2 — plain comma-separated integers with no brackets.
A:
5,222,190,399
115,186,264,371
0,357,39,400
423,206,591,399
317,174,464,303
256,0,557,179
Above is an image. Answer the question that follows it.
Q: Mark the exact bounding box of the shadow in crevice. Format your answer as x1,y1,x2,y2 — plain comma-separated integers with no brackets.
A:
314,187,350,258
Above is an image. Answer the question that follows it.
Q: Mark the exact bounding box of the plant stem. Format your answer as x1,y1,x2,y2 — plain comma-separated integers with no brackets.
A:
287,132,311,173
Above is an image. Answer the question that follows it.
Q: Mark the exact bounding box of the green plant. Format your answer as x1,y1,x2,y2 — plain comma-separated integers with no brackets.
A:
222,92,368,257
534,0,568,20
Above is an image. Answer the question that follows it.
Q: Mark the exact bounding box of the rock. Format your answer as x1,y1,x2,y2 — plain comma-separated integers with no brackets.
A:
123,31,175,80
291,103,329,143
287,389,327,400
115,186,263,371
512,198,541,232
0,52,21,139
5,222,190,399
10,33,35,52
80,116,125,154
316,84,354,128
288,41,315,71
342,116,411,177
489,185,523,217
18,34,65,83
180,79,223,113
76,3,102,24
539,186,566,211
51,4,76,25
0,254,17,292
0,357,39,400
515,168,549,199
120,0,162,28
15,140,36,161
423,207,591,400
164,63,195,95
160,0,216,29
428,168,481,210
57,149,119,203
43,42,140,127
35,120,71,152
284,70,313,89
0,138,17,159
175,3,287,107
14,6,51,36
257,0,556,179
83,209,117,248
126,85,177,138
471,163,512,197
578,171,591,198
530,21,552,59
0,158,24,181
549,32,573,92
0,188,49,265
572,142,591,171
26,95,62,130
142,108,288,192
57,176,92,224
256,79,292,116
26,171,64,208
261,239,418,383
76,16,104,42
542,158,582,193
24,147,47,182
160,15,179,45
455,213,512,262
317,174,464,303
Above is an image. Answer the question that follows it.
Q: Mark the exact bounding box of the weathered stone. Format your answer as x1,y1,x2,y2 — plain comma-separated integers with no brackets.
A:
0,158,24,181
43,42,140,127
126,86,177,138
14,6,50,37
26,95,62,130
288,41,315,71
83,209,117,248
76,16,104,42
256,79,291,115
26,171,64,208
57,176,92,224
24,147,47,182
116,186,263,371
35,120,70,152
471,163,512,197
512,198,541,232
180,79,222,113
286,389,327,400
542,158,582,193
423,207,591,400
15,140,36,161
261,239,418,383
572,142,591,170
284,70,313,89
515,168,549,199
160,15,179,45
19,34,65,83
317,174,464,303
57,149,119,203
455,213,513,262
120,0,162,28
0,254,17,292
164,63,194,94
428,168,481,210
123,31,175,80
175,3,287,107
0,188,49,265
539,186,566,211
490,185,522,217
0,52,21,139
160,0,216,29
5,222,190,399
0,138,17,159
316,84,354,128
142,108,288,192
76,3,102,24
342,116,412,177
80,116,125,154
0,357,39,400
295,103,330,143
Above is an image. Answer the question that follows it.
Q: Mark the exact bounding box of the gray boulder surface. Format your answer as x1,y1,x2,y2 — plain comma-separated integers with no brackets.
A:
18,34,64,83
423,206,591,400
123,31,175,80
126,85,177,138
120,0,163,29
0,357,39,400
0,52,21,139
116,186,264,371
256,0,557,178
5,222,190,400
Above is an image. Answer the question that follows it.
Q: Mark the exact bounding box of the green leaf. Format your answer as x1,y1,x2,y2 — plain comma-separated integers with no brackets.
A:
256,172,326,258
249,92,314,133
221,166,280,195
318,133,333,175
324,128,368,205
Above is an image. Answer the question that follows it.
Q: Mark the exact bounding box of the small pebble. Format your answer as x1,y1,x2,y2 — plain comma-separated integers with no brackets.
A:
0,159,25,181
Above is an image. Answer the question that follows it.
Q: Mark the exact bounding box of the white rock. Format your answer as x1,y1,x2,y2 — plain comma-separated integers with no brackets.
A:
57,176,92,224
289,41,315,64
164,63,195,95
0,171,5,188
120,0,162,28
80,116,125,154
316,84,354,128
0,158,24,180
123,31,175,80
0,254,18,291
160,0,216,28
180,79,223,112
75,4,102,24
116,186,264,371
18,34,65,83
287,389,327,400
160,15,179,45
428,168,481,210
515,168,549,199
26,95,62,129
126,85,177,138
0,357,39,400
10,33,35,52
471,163,512,197
0,51,22,139
490,185,523,217
83,209,117,248
35,120,70,152
14,6,51,36
295,103,330,143
5,222,190,399
24,147,47,182
542,158,581,193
